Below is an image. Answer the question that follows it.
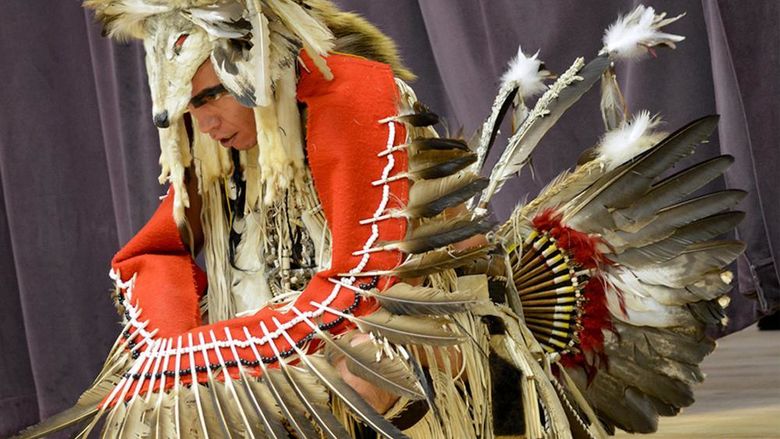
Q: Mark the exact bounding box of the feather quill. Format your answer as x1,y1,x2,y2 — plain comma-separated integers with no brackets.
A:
362,282,477,316
281,365,348,439
362,213,495,256
399,213,496,255
613,155,735,232
262,321,350,439
248,326,318,439
479,55,610,206
321,332,425,400
176,386,204,438
404,172,488,219
185,334,211,439
628,240,745,288
346,245,491,278
227,330,286,438
409,149,478,181
274,328,409,438
473,46,550,173
614,211,744,266
207,331,256,438
607,190,746,251
565,115,720,231
194,334,232,438
241,377,289,439
686,270,735,301
336,307,466,346
687,297,729,326
600,66,627,130
299,354,408,439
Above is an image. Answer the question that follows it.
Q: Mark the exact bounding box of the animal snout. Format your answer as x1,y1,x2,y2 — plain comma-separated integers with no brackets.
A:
153,111,170,128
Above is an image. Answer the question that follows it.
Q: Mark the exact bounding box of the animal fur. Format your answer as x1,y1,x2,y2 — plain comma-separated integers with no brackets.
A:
304,0,415,81
85,0,415,81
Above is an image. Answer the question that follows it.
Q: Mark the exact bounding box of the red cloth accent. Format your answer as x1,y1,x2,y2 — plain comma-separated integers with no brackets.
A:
112,189,206,339
297,51,408,318
531,209,613,375
532,209,609,269
108,53,408,402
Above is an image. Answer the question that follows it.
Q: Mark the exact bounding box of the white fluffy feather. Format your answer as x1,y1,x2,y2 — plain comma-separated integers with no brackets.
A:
500,46,548,98
602,5,685,60
595,110,664,171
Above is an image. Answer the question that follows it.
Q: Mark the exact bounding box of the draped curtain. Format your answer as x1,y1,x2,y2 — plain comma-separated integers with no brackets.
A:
1,0,777,435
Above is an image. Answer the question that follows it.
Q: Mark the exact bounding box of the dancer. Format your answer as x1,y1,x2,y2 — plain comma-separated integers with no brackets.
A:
16,2,742,438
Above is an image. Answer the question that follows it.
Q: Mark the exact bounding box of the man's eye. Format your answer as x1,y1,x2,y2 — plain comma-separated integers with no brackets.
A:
173,34,189,55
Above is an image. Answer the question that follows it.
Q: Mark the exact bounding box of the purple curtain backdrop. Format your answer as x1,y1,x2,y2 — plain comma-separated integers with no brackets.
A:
1,0,777,435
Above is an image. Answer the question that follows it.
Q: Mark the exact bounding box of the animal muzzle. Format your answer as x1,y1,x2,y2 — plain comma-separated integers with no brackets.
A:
153,111,170,128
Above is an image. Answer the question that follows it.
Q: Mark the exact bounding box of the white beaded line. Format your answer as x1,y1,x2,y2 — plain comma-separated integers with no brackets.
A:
196,332,216,382
112,120,400,363
122,297,156,343
173,335,183,388
144,337,168,402
152,338,173,407
349,121,397,270
131,338,162,401
187,332,210,435
208,330,256,430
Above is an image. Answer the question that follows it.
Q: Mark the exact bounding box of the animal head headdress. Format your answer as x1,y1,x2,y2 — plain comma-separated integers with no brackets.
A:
84,0,413,219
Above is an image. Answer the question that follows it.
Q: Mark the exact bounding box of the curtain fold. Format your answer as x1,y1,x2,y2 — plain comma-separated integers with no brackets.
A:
0,1,775,435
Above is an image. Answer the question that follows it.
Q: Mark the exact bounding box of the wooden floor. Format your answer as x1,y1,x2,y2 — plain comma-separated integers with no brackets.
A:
615,324,780,439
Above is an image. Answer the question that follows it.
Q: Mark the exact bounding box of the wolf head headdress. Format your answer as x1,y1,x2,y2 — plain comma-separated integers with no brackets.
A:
84,0,413,219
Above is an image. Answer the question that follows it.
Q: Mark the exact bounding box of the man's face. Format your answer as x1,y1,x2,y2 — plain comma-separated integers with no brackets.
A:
188,60,257,150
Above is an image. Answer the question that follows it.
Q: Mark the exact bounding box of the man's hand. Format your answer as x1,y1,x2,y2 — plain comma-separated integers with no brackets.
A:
334,333,401,414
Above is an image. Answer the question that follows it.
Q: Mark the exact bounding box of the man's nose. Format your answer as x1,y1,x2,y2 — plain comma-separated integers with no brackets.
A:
196,113,220,134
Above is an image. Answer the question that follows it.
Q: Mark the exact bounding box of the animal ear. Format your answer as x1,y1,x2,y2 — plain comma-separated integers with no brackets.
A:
185,2,251,39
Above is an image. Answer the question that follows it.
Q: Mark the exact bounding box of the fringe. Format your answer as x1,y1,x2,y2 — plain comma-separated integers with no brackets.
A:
158,120,192,226
192,124,235,323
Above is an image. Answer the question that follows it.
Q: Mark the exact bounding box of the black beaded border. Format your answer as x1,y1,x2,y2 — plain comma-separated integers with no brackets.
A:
122,294,363,381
